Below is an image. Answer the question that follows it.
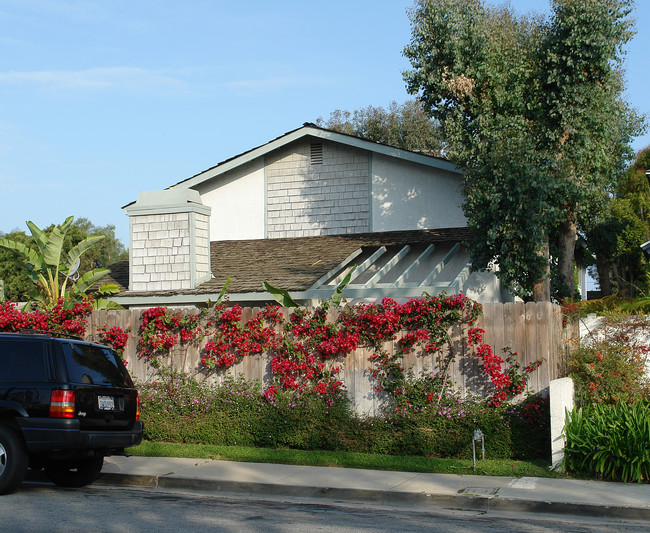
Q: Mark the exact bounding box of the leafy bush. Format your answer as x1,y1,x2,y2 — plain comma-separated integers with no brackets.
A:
138,371,550,461
139,371,353,449
508,394,550,459
567,314,650,406
564,401,650,483
574,295,650,316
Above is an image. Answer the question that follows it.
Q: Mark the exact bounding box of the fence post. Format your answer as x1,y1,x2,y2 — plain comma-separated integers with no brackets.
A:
549,376,575,471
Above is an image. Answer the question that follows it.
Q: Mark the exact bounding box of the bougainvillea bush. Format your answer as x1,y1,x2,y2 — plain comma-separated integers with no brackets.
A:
136,294,541,410
0,293,550,459
0,299,130,364
567,314,650,406
134,293,549,460
0,299,93,337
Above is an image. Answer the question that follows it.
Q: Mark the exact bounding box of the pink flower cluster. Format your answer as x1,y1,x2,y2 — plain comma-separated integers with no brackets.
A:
469,327,541,406
98,325,130,365
0,299,93,337
138,306,203,360
134,293,541,406
201,304,283,368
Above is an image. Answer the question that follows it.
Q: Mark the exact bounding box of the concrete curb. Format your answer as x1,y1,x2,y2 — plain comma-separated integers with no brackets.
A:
96,472,650,522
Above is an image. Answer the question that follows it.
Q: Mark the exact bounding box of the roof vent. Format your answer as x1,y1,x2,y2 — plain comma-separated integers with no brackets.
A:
310,142,323,165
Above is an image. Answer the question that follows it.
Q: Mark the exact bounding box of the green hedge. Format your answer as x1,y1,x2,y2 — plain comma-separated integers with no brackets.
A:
138,373,550,461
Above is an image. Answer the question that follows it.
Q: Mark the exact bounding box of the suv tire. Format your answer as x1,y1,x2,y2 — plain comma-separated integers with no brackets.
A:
45,456,105,488
0,425,29,494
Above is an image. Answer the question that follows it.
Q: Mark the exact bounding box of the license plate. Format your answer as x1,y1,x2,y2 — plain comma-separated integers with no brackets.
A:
98,395,115,411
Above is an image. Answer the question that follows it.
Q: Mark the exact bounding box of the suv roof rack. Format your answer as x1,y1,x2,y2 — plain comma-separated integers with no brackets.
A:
15,329,84,341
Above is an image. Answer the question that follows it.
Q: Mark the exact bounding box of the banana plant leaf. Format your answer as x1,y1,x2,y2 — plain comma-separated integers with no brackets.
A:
27,220,66,268
263,281,300,308
72,268,111,294
0,238,44,270
329,265,356,307
64,235,105,274
92,298,124,310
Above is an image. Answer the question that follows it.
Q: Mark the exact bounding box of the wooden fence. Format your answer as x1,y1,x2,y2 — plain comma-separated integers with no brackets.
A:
86,302,572,415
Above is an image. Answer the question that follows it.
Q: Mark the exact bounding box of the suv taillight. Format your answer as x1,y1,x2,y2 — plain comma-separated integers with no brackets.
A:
50,390,75,418
136,395,141,421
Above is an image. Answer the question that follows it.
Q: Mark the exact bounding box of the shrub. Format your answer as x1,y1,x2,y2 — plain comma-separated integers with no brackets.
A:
564,401,650,483
139,372,355,449
138,371,550,461
508,394,550,459
567,314,650,406
574,295,650,316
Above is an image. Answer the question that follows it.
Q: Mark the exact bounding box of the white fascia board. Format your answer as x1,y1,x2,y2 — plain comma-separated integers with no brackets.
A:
172,126,461,191
113,291,292,307
112,284,460,307
174,129,311,190
309,128,460,174
290,286,459,300
112,294,219,307
124,204,212,217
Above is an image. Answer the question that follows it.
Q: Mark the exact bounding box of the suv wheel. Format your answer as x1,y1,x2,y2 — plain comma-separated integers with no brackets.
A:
0,425,29,494
45,456,104,488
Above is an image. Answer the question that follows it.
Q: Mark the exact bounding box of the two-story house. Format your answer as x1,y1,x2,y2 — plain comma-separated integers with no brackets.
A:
108,123,510,308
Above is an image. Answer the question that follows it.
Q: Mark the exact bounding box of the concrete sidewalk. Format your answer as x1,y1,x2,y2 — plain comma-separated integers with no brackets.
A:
99,456,650,521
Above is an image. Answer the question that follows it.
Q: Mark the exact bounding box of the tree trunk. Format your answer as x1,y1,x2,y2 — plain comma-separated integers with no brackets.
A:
611,263,624,295
595,259,612,296
532,240,551,302
558,219,577,298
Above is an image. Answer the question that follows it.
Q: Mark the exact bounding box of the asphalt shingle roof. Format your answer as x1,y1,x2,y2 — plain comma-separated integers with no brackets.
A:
108,228,471,298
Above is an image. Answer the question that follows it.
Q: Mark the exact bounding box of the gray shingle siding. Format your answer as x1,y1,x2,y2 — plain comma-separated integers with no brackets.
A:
266,140,370,238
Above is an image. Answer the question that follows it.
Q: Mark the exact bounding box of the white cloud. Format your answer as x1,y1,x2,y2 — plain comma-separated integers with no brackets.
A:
0,36,24,46
0,0,103,21
0,67,190,93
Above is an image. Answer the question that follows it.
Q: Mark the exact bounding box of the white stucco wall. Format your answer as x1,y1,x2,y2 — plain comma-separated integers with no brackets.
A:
371,153,466,231
194,158,265,240
464,271,509,304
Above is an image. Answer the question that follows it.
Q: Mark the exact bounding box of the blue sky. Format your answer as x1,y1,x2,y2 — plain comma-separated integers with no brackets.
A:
1,0,649,247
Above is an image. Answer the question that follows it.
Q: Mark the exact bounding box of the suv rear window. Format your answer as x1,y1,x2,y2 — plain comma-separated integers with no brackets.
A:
61,342,132,388
0,338,47,382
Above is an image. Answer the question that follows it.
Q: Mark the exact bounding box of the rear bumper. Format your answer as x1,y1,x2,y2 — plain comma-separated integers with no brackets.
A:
18,418,144,453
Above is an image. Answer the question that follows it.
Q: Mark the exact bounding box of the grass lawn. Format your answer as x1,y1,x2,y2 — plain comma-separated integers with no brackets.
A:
129,441,564,479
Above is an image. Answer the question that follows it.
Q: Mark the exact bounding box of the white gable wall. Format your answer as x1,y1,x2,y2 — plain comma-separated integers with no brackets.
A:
194,158,265,241
192,141,465,241
371,153,466,231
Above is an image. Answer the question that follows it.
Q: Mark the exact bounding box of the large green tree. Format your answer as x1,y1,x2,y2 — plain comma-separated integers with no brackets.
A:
317,100,443,155
586,146,650,296
0,230,33,301
403,0,642,300
60,218,128,272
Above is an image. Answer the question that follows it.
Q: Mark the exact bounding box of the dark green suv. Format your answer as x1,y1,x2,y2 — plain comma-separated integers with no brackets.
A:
0,331,143,494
